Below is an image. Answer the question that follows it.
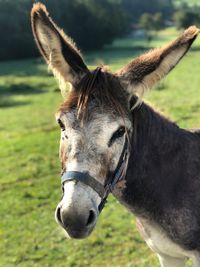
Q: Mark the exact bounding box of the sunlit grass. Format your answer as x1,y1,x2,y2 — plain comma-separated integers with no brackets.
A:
175,0,200,6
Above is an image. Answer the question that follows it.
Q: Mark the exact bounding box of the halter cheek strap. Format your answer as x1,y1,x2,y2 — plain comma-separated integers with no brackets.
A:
61,135,129,213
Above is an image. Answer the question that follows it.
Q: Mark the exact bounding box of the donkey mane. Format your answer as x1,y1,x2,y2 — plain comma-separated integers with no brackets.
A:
59,67,129,121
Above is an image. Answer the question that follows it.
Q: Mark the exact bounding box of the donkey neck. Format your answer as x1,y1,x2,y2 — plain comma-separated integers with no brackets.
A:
116,101,197,219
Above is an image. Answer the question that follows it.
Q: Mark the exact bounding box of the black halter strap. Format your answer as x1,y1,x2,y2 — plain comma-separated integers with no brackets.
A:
61,171,105,198
61,135,129,213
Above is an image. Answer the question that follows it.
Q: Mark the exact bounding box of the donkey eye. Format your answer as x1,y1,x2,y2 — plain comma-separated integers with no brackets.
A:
108,126,125,147
57,119,65,131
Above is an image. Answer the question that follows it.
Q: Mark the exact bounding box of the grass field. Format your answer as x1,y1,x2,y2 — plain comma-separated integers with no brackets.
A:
0,28,200,267
175,0,200,6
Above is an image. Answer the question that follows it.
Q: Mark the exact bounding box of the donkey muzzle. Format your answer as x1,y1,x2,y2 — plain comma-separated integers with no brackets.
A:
55,203,97,239
55,176,99,239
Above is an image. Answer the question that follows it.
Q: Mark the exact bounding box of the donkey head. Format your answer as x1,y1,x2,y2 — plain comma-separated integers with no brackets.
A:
31,3,199,239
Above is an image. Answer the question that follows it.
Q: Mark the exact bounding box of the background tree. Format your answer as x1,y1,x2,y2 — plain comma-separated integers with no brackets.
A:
0,0,129,60
139,12,165,42
153,12,165,31
0,0,36,60
173,8,200,29
122,0,173,23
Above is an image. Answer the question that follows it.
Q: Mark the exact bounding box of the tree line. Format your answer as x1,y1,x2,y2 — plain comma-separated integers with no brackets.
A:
0,0,173,61
174,2,200,29
0,0,199,61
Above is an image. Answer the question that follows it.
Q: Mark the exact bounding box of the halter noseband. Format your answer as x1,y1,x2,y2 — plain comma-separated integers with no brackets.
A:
61,135,129,213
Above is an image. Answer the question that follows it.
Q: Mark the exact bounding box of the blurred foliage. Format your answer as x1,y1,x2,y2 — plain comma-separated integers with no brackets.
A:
139,12,165,31
0,0,174,61
173,3,200,29
0,0,128,60
139,12,165,42
0,0,199,61
0,0,36,61
121,0,174,23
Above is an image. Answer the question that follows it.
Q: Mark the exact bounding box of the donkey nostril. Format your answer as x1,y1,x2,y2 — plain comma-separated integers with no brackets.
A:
56,207,62,224
56,206,96,229
86,210,96,227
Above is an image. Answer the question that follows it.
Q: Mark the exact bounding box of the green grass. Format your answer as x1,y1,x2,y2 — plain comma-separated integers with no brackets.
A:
175,0,200,6
0,28,200,267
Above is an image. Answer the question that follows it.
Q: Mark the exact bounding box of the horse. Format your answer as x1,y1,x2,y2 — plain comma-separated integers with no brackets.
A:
31,3,200,267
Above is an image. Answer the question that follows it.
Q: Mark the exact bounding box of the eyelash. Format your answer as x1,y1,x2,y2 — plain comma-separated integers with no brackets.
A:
57,119,65,131
108,126,126,147
57,119,68,139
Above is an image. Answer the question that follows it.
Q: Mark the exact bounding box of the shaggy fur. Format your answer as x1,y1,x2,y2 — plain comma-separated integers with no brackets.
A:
59,67,129,122
120,102,200,251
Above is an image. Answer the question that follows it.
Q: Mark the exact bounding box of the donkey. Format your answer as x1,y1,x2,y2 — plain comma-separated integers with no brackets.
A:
31,3,200,267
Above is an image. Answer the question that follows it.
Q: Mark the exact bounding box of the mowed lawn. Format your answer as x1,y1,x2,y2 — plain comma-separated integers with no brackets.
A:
0,28,200,267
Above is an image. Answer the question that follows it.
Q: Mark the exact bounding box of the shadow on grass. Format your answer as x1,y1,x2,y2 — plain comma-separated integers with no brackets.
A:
0,83,47,108
0,98,31,108
191,104,200,112
0,58,49,76
85,45,148,65
176,115,192,123
191,47,200,52
155,82,167,91
86,41,200,66
0,83,46,96
176,104,200,123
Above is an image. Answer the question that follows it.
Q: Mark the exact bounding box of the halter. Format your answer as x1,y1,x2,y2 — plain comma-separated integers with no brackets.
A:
61,135,130,213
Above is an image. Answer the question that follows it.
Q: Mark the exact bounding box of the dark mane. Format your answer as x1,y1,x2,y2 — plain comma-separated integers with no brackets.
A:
59,67,129,121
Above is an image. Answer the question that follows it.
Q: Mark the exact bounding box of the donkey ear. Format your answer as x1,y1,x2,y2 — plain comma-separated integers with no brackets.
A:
31,3,89,93
117,26,199,97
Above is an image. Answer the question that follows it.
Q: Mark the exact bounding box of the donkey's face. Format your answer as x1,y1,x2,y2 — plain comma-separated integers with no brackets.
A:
53,69,132,238
55,101,131,238
31,3,199,239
